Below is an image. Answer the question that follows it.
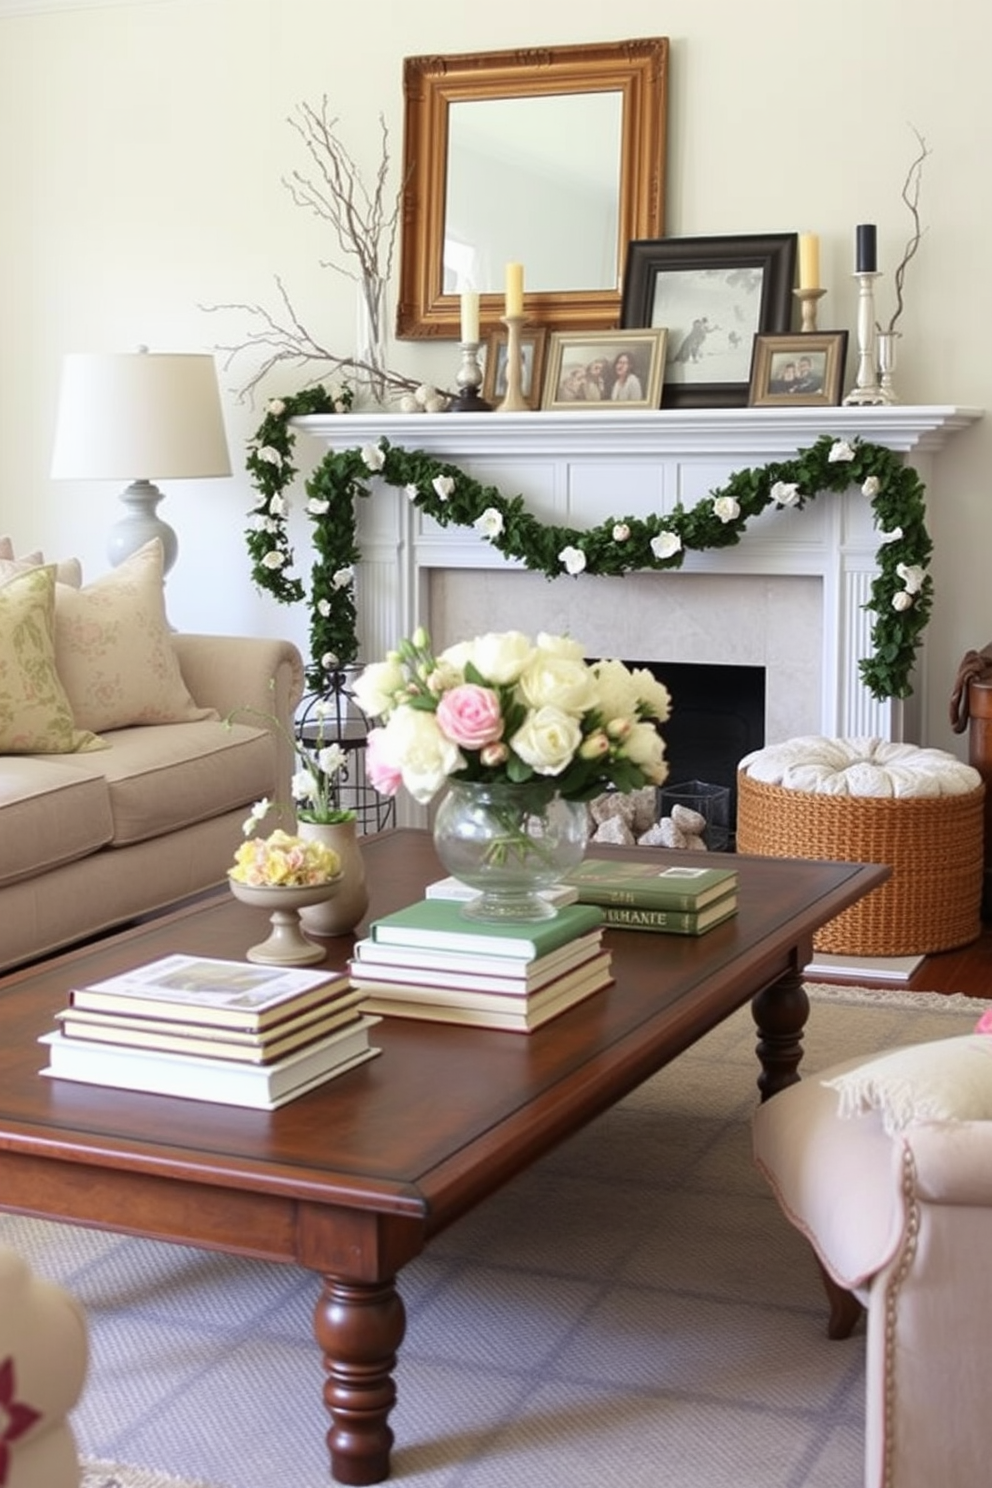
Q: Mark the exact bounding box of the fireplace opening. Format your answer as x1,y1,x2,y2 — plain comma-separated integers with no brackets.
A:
630,660,766,843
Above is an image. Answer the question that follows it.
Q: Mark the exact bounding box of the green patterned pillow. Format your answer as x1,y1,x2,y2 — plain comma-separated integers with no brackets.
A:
0,565,105,753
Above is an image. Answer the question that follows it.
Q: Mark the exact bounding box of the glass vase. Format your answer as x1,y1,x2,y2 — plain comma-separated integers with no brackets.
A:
433,780,588,923
876,330,901,405
355,277,390,408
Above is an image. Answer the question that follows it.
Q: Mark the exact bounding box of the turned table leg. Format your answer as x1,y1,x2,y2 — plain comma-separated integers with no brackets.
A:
313,1276,407,1485
751,966,809,1101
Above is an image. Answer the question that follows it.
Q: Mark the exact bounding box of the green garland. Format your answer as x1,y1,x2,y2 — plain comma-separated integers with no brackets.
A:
244,386,933,701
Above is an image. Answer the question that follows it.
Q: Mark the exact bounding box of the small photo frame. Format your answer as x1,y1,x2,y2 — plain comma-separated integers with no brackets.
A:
540,328,668,411
481,328,547,410
748,332,848,408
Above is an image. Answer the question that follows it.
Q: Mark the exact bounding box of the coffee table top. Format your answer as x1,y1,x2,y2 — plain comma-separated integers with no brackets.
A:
0,832,885,1239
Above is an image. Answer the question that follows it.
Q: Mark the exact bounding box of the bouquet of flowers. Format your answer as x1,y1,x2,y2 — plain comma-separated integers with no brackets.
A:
226,699,353,836
354,628,671,806
230,829,341,887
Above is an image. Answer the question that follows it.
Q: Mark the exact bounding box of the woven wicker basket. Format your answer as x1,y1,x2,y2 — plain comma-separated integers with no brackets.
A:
736,770,985,955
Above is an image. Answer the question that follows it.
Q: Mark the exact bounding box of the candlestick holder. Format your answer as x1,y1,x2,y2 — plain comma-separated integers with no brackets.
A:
495,315,530,413
843,271,885,406
793,287,827,334
446,341,492,412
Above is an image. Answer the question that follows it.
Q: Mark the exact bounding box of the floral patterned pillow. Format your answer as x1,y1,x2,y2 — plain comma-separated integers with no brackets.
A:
0,566,105,753
53,539,215,732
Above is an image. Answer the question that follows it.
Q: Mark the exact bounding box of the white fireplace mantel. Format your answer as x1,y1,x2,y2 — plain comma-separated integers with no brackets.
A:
296,405,981,747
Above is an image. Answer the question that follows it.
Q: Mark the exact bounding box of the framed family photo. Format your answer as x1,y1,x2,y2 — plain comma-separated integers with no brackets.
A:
620,233,797,409
540,328,668,411
481,328,547,410
748,331,848,407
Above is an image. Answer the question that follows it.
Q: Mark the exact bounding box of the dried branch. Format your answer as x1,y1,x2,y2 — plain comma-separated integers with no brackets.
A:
882,126,931,335
201,99,416,404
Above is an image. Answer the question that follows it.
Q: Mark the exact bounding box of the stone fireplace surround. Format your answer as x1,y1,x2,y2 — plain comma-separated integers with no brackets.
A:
299,405,976,818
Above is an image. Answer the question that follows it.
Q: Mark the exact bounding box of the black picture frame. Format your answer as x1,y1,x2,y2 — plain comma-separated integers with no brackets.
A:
620,233,798,408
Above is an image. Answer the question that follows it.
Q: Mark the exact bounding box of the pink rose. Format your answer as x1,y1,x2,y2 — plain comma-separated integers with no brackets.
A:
365,727,403,796
435,684,504,750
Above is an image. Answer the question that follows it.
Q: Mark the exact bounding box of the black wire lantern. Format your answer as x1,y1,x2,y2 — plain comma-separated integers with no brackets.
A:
295,666,395,835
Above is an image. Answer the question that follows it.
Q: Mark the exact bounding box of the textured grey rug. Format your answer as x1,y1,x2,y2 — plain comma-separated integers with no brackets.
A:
82,1464,221,1488
6,984,986,1488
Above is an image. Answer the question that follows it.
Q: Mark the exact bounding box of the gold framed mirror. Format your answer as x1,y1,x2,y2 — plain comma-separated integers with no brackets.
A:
397,38,669,339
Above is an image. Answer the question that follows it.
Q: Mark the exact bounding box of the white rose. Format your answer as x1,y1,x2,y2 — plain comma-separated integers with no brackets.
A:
317,598,331,617
465,631,534,685
892,590,914,611
896,562,925,594
432,475,455,501
629,667,672,723
862,475,881,498
558,544,587,575
256,445,282,467
321,652,339,670
386,706,464,803
518,654,597,715
828,440,856,463
266,398,286,417
878,526,903,545
474,507,504,539
649,531,682,561
771,481,800,507
535,633,585,662
404,483,419,500
331,566,354,590
353,657,406,718
260,550,286,569
360,443,386,472
612,522,631,542
268,494,286,517
712,495,740,524
510,706,583,777
307,497,330,515
590,659,640,722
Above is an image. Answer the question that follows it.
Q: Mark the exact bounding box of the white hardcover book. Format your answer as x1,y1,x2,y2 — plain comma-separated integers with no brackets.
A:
350,929,603,983
350,932,603,994
40,1016,381,1109
425,876,579,908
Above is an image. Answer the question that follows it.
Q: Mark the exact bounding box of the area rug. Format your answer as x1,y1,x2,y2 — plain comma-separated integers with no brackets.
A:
82,1464,223,1488
5,983,987,1488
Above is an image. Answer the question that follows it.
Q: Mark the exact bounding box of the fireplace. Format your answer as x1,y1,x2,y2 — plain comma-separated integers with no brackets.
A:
297,404,973,824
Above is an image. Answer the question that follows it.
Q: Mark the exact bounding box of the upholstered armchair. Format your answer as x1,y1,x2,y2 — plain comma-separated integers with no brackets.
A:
753,1036,992,1488
0,1246,88,1487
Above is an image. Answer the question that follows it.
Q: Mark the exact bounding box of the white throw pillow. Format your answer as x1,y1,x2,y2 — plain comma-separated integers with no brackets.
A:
823,1035,992,1136
53,539,216,732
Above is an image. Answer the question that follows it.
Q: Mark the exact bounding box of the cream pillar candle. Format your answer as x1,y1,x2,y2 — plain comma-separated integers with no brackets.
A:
460,291,480,343
504,262,524,316
798,234,820,291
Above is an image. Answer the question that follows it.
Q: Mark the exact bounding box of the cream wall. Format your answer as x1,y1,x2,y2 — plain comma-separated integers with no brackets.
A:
0,0,986,752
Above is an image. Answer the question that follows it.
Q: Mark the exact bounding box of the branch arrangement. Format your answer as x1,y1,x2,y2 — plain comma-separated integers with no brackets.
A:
881,126,931,336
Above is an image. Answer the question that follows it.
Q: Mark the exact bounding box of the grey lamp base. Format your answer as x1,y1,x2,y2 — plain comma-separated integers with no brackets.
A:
107,480,178,573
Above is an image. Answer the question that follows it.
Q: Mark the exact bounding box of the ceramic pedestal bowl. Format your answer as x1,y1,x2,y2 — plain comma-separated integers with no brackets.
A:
228,874,344,965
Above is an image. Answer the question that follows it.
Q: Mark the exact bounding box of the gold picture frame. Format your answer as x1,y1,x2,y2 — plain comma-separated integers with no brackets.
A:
748,331,848,407
540,329,668,411
480,328,547,409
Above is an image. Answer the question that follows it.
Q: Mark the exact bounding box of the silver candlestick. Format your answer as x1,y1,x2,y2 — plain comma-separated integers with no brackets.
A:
446,341,493,413
843,272,885,405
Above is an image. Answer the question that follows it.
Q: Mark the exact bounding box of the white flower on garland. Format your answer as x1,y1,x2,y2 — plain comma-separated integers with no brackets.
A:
317,598,331,616
771,481,800,507
650,531,682,561
862,475,881,497
321,651,339,669
331,566,354,590
261,550,287,569
713,495,740,524
307,497,330,515
878,526,904,545
432,475,455,502
361,443,386,472
266,399,286,417
404,483,419,500
897,562,926,593
558,545,586,575
892,591,914,611
612,523,630,542
269,494,286,516
474,507,504,540
829,440,856,462
257,445,283,467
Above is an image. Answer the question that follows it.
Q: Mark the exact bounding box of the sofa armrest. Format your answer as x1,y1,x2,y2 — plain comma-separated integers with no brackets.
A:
903,1120,992,1205
171,634,306,803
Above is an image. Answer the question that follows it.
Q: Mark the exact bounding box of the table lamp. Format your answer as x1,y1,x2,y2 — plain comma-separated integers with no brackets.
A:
50,347,232,573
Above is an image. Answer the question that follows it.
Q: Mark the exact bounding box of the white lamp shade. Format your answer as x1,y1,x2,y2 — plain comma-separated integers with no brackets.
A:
51,351,232,480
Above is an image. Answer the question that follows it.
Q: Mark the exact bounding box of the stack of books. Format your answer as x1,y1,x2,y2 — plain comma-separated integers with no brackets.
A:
39,953,380,1109
350,899,612,1032
564,860,739,934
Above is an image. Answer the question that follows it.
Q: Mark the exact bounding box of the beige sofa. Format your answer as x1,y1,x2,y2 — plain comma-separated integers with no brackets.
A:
0,537,305,972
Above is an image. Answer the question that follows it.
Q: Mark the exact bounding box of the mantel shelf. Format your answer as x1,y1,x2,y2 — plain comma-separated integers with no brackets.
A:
296,405,983,460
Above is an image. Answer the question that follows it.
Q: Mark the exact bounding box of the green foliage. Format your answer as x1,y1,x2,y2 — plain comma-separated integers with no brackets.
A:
244,396,932,701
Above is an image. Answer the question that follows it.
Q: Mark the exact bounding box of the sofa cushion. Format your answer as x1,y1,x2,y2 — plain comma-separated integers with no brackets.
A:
0,757,113,886
0,566,106,754
68,718,277,846
53,540,216,732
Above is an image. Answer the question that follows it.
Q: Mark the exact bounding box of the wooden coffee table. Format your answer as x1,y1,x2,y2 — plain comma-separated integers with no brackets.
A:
0,831,885,1484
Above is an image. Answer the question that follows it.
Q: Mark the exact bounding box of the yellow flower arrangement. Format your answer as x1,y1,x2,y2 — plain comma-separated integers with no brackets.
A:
230,829,340,887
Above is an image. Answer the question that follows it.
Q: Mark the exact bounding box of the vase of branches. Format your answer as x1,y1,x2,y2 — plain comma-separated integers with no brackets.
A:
355,275,390,408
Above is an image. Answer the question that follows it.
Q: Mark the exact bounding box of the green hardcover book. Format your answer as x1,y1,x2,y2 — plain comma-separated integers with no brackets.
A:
565,859,738,910
600,893,738,935
369,898,604,961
